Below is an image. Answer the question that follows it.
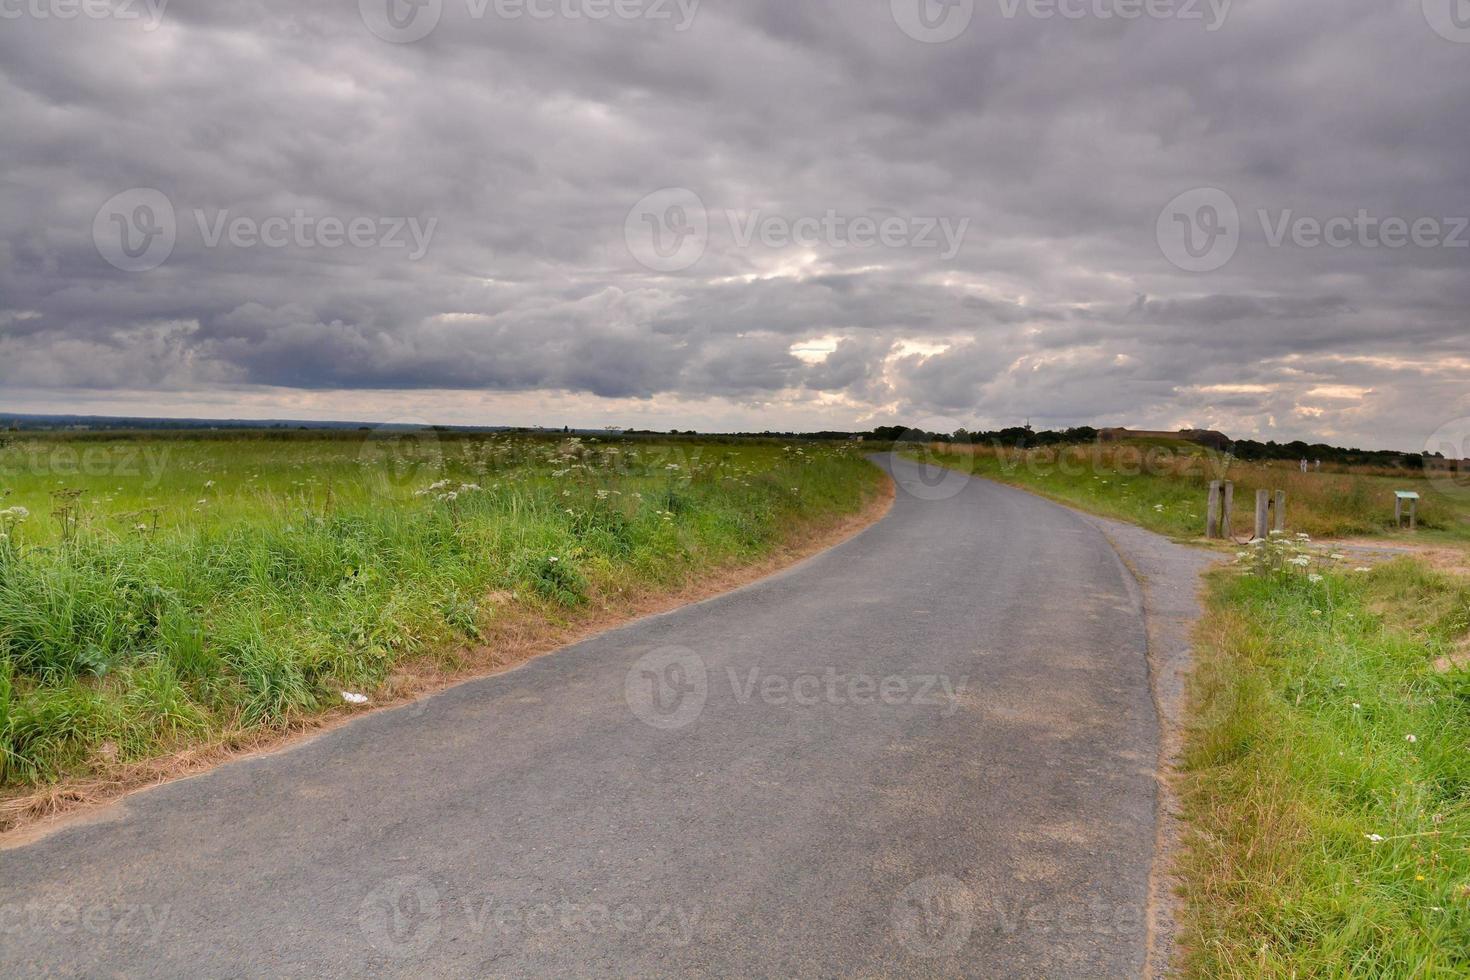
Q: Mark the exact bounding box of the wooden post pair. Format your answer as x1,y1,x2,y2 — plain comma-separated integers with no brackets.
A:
1210,483,1285,539
1253,489,1287,539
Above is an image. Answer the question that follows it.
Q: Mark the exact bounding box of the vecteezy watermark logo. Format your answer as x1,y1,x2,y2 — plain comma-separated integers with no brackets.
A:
996,0,1230,30
357,420,445,492
726,210,969,259
359,881,701,955
891,0,975,42
624,647,968,730
1156,186,1239,273
1257,208,1469,250
624,189,971,272
625,188,709,273
625,646,709,730
0,901,171,944
1423,417,1470,500
1159,188,1469,271
361,0,699,43
457,896,701,946
359,0,443,43
1423,0,1470,43
94,190,438,272
728,667,968,715
892,876,976,957
0,0,168,30
0,442,172,486
193,209,437,260
989,440,1232,482
359,875,442,959
93,188,176,273
892,416,973,502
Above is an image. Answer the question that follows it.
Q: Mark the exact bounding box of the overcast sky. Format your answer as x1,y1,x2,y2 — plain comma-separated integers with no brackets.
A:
1,0,1467,449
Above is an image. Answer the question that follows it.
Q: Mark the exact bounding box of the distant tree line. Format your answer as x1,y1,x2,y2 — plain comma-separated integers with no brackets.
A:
4,414,1451,467
861,424,1440,469
1224,439,1435,469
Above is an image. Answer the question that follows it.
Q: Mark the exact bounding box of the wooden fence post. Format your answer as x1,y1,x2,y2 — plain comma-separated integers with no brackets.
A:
1223,481,1234,539
1207,481,1221,538
1274,490,1287,533
1254,489,1270,540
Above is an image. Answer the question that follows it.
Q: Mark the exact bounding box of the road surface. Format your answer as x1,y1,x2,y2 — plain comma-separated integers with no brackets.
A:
0,454,1209,978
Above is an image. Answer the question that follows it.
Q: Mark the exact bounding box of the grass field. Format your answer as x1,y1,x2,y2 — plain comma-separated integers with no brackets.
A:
0,431,882,803
913,439,1470,543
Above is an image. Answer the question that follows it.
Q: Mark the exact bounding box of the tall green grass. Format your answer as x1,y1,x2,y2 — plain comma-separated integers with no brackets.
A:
1180,548,1470,976
0,435,879,789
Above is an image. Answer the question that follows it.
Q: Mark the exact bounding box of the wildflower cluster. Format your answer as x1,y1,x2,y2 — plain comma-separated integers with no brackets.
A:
0,499,28,548
1235,530,1354,582
414,479,484,503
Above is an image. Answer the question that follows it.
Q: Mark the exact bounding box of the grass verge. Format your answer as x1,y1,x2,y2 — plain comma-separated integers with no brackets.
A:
0,435,888,833
1179,546,1469,976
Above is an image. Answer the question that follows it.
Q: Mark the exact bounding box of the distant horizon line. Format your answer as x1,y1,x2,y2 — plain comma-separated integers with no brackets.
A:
0,410,1447,458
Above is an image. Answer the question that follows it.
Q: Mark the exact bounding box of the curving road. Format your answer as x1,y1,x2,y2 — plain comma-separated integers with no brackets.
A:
0,454,1211,978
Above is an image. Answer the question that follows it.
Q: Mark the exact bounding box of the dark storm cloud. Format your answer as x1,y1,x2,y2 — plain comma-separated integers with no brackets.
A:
0,0,1467,447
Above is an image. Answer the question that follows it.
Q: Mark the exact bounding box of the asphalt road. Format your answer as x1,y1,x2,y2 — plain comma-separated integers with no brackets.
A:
1,454,1201,978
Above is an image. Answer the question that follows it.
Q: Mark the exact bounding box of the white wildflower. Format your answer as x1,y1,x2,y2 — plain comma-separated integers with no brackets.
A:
1308,573,1323,583
1364,833,1384,843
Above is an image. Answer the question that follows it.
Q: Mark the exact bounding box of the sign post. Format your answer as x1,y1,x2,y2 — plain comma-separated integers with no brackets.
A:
1394,491,1419,531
